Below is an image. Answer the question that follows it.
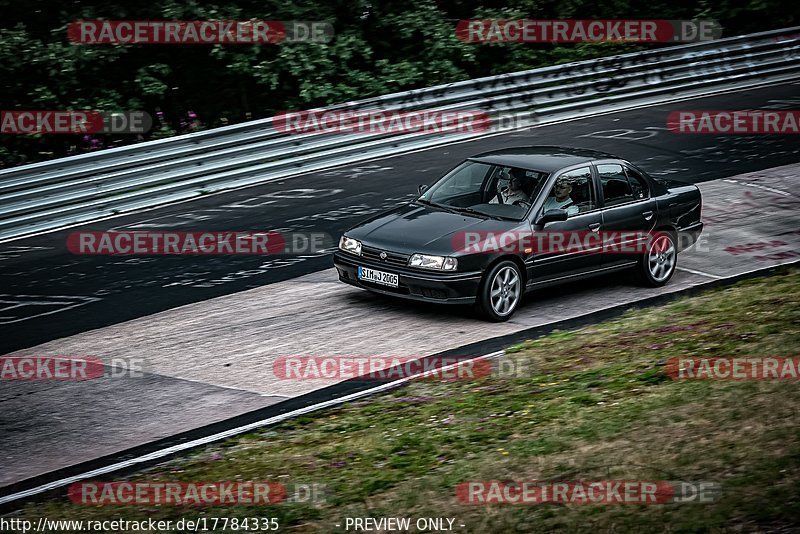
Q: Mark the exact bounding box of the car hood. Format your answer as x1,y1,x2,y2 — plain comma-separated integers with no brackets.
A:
345,203,521,255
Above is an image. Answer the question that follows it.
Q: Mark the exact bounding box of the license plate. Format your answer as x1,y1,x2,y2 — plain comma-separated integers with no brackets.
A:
358,266,398,288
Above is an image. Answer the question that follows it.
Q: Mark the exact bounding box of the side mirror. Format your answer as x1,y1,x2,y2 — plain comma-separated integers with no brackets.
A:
536,209,568,226
418,184,428,195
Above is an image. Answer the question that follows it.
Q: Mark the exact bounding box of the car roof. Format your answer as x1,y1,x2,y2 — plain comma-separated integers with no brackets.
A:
469,146,618,173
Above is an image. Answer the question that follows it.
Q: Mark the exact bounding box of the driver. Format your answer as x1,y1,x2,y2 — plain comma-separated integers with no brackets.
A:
542,178,579,215
490,168,529,205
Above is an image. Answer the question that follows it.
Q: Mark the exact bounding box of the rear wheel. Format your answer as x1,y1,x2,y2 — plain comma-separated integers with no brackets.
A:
476,260,523,321
636,231,677,287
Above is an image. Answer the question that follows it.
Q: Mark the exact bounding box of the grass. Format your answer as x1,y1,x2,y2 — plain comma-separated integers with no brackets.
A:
12,268,800,533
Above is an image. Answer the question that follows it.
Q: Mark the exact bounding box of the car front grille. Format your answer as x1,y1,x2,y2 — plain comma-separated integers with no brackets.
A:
361,246,410,268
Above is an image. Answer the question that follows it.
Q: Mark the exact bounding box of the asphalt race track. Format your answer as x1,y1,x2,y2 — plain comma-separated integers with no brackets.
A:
1,82,799,494
2,84,800,354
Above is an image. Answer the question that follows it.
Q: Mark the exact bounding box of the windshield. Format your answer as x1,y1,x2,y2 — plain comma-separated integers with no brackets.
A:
418,160,549,220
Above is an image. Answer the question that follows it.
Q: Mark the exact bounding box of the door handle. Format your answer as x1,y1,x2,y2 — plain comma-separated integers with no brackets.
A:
642,211,654,221
588,223,601,232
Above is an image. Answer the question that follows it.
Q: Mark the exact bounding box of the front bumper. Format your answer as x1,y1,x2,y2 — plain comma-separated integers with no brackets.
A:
333,251,482,304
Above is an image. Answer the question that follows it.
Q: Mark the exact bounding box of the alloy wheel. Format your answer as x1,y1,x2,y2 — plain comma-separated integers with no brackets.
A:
489,266,520,316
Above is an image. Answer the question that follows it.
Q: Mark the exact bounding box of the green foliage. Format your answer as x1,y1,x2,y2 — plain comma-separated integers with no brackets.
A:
135,64,172,97
0,0,796,166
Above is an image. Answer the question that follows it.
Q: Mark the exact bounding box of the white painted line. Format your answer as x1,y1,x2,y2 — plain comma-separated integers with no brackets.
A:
721,178,793,196
0,350,505,506
0,294,100,299
676,267,725,279
679,259,800,281
0,295,102,324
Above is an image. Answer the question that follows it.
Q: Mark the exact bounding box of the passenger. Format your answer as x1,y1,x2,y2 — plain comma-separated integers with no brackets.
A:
542,178,579,215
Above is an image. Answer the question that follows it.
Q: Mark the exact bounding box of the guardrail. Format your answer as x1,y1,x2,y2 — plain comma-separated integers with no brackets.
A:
1,27,798,241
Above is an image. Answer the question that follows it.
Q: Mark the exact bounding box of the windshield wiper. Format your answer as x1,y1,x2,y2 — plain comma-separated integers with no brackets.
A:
416,200,509,220
415,198,461,214
452,206,505,220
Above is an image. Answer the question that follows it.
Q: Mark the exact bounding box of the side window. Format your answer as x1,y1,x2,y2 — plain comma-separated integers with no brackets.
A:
598,164,634,207
624,167,650,200
542,167,594,217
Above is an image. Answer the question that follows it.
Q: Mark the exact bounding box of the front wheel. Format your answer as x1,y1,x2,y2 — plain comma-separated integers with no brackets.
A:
476,260,523,321
636,231,677,287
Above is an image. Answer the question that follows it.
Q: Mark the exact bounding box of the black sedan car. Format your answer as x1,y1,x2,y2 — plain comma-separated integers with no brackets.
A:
334,147,703,321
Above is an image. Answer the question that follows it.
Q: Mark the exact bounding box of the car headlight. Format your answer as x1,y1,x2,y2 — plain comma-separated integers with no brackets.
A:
408,254,458,271
339,236,362,256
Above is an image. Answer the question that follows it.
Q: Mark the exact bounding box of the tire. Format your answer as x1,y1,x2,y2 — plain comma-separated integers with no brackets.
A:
635,230,677,287
475,260,523,321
